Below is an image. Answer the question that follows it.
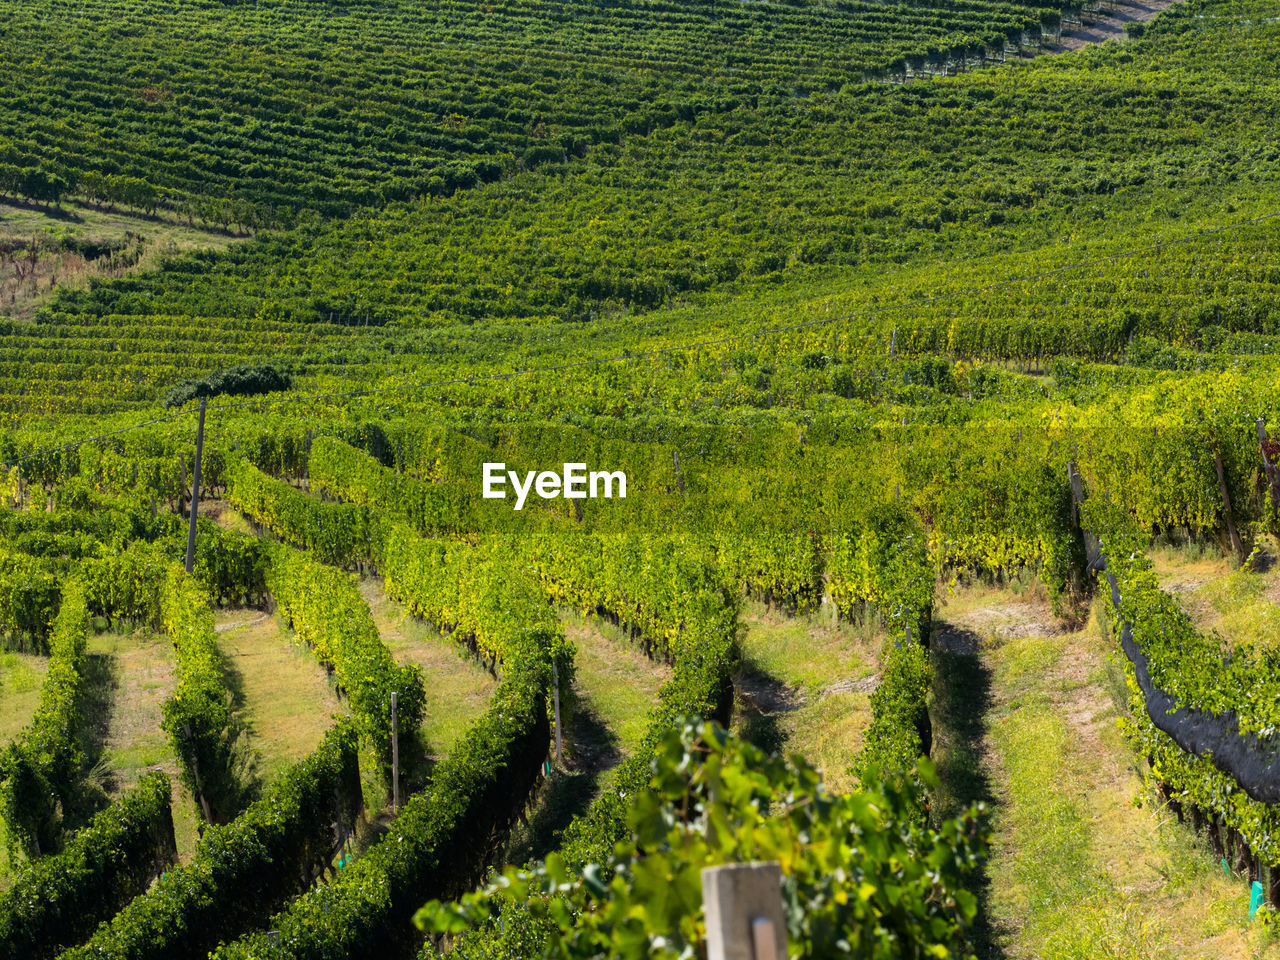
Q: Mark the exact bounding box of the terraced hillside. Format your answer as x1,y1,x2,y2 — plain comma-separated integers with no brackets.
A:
1,0,1280,956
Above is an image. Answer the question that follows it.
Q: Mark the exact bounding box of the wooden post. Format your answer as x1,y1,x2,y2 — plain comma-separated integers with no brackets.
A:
1257,419,1280,514
702,862,788,960
185,396,207,574
889,327,897,357
673,450,685,494
552,658,562,764
1213,451,1244,560
390,691,400,814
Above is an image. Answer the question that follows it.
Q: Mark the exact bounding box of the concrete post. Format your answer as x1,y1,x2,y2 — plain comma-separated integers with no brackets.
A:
702,861,788,960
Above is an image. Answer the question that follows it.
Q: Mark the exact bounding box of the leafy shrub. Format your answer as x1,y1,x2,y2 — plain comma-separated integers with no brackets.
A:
62,723,362,960
162,364,291,409
0,772,174,960
419,722,988,960
0,581,91,855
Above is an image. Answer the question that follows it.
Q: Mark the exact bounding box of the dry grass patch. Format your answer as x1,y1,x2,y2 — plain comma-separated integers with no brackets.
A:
214,609,345,781
0,651,50,888
735,602,879,792
360,579,497,758
87,629,202,864
564,613,671,754
965,588,1280,960
0,198,240,320
0,650,48,744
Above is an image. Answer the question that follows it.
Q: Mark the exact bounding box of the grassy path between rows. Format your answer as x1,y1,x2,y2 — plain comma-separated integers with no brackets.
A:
360,579,498,762
933,582,1280,960
504,612,670,864
734,602,880,793
214,609,345,783
86,628,203,865
0,650,49,887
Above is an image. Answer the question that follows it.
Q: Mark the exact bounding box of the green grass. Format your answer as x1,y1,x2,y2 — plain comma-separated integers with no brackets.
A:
735,602,879,794
740,602,878,696
0,649,48,743
1151,536,1280,658
965,591,1280,960
86,629,202,865
360,579,497,759
498,612,671,866
563,612,670,754
214,609,346,782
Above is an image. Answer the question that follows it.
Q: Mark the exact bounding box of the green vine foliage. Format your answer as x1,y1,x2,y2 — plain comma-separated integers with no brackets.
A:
1124,677,1280,870
62,723,362,960
828,500,934,637
309,435,478,536
418,722,988,960
161,364,291,409
226,456,374,568
0,547,60,651
0,580,91,857
80,541,171,628
156,565,252,822
1085,497,1280,868
853,642,934,790
1084,498,1277,736
0,772,174,960
211,643,552,959
266,544,425,775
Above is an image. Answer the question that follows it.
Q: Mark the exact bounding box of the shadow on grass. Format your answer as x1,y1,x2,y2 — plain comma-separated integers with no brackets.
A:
732,657,799,756
156,642,262,823
930,621,1007,960
63,651,119,830
504,697,621,866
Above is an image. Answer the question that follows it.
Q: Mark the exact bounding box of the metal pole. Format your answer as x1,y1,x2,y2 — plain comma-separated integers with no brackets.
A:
185,396,207,573
552,659,562,764
390,691,399,813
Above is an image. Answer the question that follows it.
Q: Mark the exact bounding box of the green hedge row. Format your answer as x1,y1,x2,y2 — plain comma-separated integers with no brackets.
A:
0,580,91,856
62,723,362,960
519,529,738,666
851,642,933,785
156,565,239,822
0,547,60,651
309,435,477,536
265,544,424,772
211,534,556,959
0,773,174,960
837,502,936,788
509,531,738,867
377,524,569,673
1085,498,1280,869
827,500,934,640
226,456,373,568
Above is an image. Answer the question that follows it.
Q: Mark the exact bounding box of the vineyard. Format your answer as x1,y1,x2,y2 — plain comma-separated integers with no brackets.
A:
3,0,1280,956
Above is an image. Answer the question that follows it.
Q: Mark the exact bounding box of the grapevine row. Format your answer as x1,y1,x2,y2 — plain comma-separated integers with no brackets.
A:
61,723,362,960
